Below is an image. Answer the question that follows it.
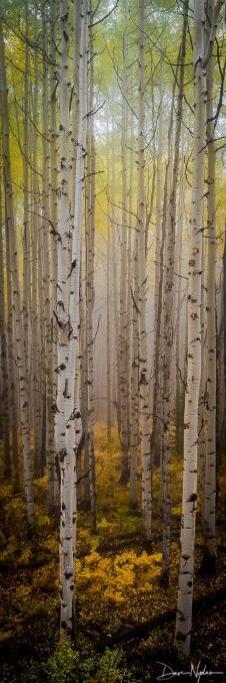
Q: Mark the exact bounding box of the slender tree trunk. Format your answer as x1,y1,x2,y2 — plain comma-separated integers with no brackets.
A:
0,162,11,481
49,0,59,512
23,0,30,384
56,0,74,638
0,17,34,527
111,124,121,434
86,9,97,530
137,0,151,539
106,185,112,441
41,4,55,507
56,0,88,640
198,239,207,532
174,0,206,657
31,9,42,480
119,0,129,484
130,230,139,507
5,186,19,490
203,0,217,572
151,71,178,466
106,113,112,441
161,0,188,581
175,161,185,456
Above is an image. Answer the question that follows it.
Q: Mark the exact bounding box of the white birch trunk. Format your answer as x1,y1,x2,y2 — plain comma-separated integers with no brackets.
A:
203,0,217,570
31,9,42,479
0,17,34,527
119,0,129,484
161,0,188,579
49,0,59,511
56,0,88,639
174,0,206,656
137,0,151,539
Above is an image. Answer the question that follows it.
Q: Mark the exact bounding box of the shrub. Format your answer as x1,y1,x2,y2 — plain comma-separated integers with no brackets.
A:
44,641,79,683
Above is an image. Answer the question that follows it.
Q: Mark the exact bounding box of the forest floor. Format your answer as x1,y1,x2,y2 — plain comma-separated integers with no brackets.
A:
0,427,225,682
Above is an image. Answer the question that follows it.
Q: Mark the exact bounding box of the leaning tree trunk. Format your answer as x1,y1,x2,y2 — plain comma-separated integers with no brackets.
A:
0,16,34,527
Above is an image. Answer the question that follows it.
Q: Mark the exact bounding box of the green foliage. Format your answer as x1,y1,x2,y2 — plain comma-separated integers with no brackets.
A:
97,647,134,682
42,644,134,683
44,641,80,683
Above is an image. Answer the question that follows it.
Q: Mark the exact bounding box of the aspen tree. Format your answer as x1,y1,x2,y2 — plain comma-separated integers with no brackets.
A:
71,0,81,222
56,0,88,639
41,3,55,507
49,0,59,510
198,239,207,532
106,116,112,442
79,236,90,508
106,205,112,440
56,0,74,638
23,0,30,380
4,180,19,490
130,230,139,507
174,0,223,657
0,16,34,526
161,0,188,580
203,0,217,572
175,160,185,456
174,0,206,654
31,9,42,477
111,121,121,435
126,115,133,489
119,0,129,484
0,163,11,481
85,7,97,528
151,73,177,466
137,0,151,539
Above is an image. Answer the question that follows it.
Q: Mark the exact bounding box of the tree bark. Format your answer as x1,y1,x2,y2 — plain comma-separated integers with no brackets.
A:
161,0,188,580
174,0,206,657
0,16,34,527
203,0,217,572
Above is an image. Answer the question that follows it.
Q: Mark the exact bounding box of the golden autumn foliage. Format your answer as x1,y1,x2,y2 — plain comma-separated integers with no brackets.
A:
0,427,225,681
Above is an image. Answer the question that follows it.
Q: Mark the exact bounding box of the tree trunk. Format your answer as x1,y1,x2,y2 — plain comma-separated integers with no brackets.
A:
203,0,217,572
174,0,206,657
56,0,88,640
161,0,188,580
0,161,11,481
137,0,151,539
0,16,34,527
119,0,129,484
